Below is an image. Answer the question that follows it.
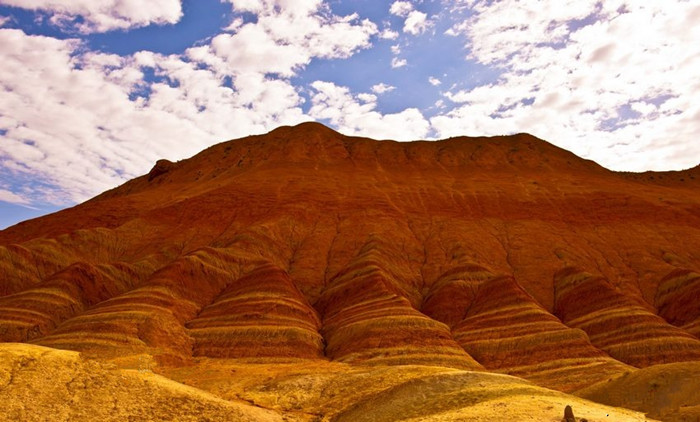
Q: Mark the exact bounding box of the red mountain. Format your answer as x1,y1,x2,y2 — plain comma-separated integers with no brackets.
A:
1,122,699,421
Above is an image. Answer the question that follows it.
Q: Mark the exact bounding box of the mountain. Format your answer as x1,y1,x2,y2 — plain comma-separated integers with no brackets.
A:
1,121,699,421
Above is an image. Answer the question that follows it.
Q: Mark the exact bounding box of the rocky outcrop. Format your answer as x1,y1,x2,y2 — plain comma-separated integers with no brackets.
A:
186,263,324,359
0,259,156,341
316,241,482,369
425,265,631,392
554,267,700,367
148,159,175,181
655,268,700,337
563,405,576,422
31,248,253,362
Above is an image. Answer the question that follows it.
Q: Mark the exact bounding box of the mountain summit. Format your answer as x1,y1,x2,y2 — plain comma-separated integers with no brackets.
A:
1,122,699,421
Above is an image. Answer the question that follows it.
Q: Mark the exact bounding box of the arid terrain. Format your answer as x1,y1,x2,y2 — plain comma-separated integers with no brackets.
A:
1,122,700,421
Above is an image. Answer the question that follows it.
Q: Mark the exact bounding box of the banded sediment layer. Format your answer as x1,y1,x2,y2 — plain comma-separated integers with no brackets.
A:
1,122,699,420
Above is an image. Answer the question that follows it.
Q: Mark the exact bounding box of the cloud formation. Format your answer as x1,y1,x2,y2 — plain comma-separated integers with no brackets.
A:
389,1,413,17
0,188,30,205
403,10,429,35
205,1,377,77
0,29,214,203
371,83,395,94
0,1,382,204
391,57,407,68
1,0,699,212
309,81,429,141
0,0,183,32
436,0,700,170
389,0,430,35
380,28,399,40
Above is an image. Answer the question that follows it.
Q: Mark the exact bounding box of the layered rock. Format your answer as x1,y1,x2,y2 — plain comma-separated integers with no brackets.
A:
421,263,490,328
554,267,700,367
316,241,482,369
0,243,73,295
0,258,156,341
655,268,700,337
0,121,699,410
186,263,324,359
424,264,631,391
32,247,255,361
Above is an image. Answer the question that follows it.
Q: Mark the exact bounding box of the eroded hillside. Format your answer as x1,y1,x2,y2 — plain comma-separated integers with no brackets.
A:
1,122,699,420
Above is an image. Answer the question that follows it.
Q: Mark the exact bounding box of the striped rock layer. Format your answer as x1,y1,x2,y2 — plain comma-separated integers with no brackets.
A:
424,264,632,392
316,243,482,370
555,267,700,367
655,268,700,337
1,122,699,394
0,259,156,342
187,263,324,359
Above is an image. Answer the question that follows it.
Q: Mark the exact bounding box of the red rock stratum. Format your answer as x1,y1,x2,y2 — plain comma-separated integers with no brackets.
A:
1,122,699,421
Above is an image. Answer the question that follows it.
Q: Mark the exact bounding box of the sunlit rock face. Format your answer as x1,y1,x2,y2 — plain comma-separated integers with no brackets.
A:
554,267,700,368
1,122,699,421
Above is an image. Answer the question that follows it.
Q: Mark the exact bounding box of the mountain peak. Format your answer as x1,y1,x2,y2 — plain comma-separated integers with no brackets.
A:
190,122,601,175
271,120,342,136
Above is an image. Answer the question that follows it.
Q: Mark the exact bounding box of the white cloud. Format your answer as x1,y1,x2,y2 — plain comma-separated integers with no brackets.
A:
444,27,459,37
206,25,311,77
390,44,401,55
0,0,183,33
0,0,378,205
0,30,225,203
228,0,324,16
379,28,399,40
371,83,395,94
0,15,11,27
389,1,430,36
389,1,413,17
224,16,244,32
403,10,430,35
357,93,377,103
435,0,700,171
208,0,377,77
309,81,429,141
0,188,30,205
391,57,407,68
428,76,441,86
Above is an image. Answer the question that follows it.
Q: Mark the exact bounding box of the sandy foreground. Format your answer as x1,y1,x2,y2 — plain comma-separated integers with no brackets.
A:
0,343,657,422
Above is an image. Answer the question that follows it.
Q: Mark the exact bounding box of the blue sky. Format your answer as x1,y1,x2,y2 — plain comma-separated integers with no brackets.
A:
1,0,699,229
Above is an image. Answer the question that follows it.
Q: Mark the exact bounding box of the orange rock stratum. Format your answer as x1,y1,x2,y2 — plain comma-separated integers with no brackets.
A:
1,122,700,421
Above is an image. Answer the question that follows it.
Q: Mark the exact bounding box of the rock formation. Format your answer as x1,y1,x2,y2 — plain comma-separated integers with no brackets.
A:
425,266,632,392
554,267,700,367
563,405,576,422
655,268,700,337
187,262,324,359
1,121,697,420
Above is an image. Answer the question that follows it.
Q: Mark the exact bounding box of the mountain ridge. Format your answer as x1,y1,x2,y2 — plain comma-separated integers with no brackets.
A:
3,122,696,242
1,121,699,421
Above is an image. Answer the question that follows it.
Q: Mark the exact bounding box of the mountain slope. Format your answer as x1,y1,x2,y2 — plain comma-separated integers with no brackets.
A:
1,122,699,419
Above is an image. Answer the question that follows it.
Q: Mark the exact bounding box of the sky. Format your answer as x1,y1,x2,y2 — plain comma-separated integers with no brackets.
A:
0,0,699,229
